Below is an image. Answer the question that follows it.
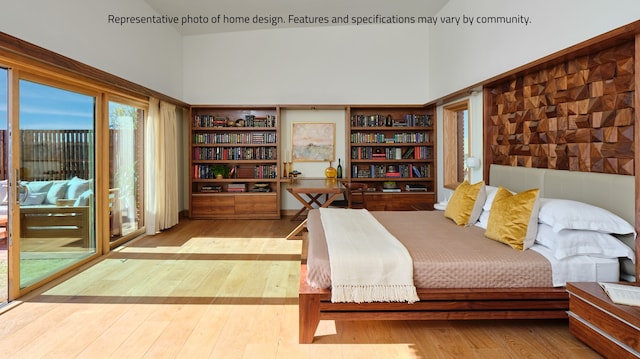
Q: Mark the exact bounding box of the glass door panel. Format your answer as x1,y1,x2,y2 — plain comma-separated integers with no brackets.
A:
18,79,96,288
108,101,144,242
0,67,7,303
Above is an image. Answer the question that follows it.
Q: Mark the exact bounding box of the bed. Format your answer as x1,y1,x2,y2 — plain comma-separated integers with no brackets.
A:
298,164,638,343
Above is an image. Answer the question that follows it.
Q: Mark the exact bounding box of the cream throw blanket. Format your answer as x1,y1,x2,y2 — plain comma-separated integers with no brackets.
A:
319,208,419,303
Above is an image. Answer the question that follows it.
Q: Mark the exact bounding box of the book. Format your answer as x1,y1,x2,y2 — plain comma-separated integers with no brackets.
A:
599,282,640,307
382,188,401,192
406,184,427,191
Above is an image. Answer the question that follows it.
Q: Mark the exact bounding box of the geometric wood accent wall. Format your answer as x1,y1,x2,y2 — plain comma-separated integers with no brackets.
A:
486,41,635,175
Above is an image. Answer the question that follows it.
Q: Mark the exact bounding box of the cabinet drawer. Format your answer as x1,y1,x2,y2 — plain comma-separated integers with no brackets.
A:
364,192,435,211
192,195,235,215
570,296,640,352
235,195,277,214
569,314,639,359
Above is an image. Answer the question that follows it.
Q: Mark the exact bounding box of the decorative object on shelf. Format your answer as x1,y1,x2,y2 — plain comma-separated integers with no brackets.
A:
226,118,236,127
385,114,393,127
291,122,335,162
235,118,245,127
211,164,230,179
325,162,337,178
337,158,343,178
382,181,400,192
252,183,271,192
383,181,397,189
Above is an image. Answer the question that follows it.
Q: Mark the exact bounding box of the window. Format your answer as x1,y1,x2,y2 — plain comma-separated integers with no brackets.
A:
443,100,470,189
108,99,145,246
18,78,97,288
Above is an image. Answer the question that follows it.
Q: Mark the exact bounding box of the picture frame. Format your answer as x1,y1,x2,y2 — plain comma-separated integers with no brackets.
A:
291,122,335,162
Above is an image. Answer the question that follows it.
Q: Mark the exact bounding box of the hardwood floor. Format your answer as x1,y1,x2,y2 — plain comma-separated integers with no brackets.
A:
0,216,601,358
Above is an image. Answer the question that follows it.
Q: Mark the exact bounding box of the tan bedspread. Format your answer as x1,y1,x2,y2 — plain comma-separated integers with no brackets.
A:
306,209,553,289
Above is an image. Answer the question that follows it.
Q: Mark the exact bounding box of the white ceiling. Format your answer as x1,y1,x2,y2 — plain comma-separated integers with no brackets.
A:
145,0,450,35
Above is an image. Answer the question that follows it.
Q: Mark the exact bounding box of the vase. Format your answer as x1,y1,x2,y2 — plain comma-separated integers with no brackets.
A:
324,162,337,178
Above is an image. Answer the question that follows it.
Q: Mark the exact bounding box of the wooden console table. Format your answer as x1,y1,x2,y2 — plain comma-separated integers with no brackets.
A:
285,178,344,239
567,282,640,358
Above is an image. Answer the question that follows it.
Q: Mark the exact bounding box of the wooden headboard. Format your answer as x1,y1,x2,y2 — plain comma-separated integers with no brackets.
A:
489,164,637,282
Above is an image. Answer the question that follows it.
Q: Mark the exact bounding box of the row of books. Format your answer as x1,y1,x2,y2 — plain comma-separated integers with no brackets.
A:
227,183,247,192
192,146,278,161
193,164,278,179
193,132,276,145
350,114,432,127
351,146,432,160
193,114,277,128
350,132,430,144
352,164,431,179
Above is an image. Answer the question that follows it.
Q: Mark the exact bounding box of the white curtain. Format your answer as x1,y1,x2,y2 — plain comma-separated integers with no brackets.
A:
145,97,179,234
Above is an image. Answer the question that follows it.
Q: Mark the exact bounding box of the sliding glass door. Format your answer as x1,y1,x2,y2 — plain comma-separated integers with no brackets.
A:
0,67,7,304
108,99,145,244
16,78,96,289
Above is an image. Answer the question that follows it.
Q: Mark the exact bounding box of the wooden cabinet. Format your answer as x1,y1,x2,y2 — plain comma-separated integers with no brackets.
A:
567,282,640,358
347,105,437,210
364,192,435,211
189,106,281,219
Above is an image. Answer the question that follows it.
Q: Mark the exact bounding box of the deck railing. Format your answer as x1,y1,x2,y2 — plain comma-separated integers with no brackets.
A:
20,129,94,181
0,129,124,182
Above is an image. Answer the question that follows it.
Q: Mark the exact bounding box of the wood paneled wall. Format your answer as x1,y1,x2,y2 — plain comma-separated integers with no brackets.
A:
485,41,635,175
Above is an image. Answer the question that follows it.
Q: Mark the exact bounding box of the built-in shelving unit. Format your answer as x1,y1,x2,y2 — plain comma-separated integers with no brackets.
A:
189,106,281,219
347,105,437,210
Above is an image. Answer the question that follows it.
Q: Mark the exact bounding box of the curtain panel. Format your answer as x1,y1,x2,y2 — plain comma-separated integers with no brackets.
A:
145,97,179,234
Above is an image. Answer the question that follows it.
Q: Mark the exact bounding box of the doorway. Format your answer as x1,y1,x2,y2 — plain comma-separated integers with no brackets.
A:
9,76,97,294
0,67,7,304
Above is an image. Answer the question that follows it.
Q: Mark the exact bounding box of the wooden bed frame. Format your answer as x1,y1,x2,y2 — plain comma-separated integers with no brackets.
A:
298,165,638,343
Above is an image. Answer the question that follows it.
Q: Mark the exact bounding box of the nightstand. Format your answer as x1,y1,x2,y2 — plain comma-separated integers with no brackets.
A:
566,282,640,358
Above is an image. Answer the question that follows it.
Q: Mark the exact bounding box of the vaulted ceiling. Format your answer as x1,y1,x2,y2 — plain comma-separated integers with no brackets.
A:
145,0,450,35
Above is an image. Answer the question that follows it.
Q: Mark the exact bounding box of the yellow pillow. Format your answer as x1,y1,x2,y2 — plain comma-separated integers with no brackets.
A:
444,181,486,226
485,187,540,251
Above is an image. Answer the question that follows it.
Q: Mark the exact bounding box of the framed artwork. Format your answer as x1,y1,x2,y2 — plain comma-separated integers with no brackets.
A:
291,122,335,162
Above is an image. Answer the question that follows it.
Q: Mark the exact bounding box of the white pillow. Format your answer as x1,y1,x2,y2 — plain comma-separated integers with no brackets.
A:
536,223,636,262
22,192,47,205
483,185,500,211
538,198,636,235
45,181,68,205
475,209,490,229
66,177,91,199
73,189,93,206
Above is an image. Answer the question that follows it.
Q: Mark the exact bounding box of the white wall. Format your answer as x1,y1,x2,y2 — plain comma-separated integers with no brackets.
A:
279,108,347,210
429,0,640,101
0,0,184,100
183,24,430,105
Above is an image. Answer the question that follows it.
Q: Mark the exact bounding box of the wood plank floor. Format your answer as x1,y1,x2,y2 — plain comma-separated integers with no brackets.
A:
0,217,602,359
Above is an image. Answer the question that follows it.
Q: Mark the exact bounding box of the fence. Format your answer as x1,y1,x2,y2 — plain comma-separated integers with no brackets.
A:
20,130,94,181
0,129,125,182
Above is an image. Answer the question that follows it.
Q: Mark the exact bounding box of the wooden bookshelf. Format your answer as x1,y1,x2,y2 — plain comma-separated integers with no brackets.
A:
347,105,437,210
189,106,281,219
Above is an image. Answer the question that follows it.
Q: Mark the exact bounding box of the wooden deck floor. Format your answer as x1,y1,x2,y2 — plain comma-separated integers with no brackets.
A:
0,217,601,358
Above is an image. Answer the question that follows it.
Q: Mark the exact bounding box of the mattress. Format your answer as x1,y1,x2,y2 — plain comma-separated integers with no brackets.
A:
306,209,619,289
